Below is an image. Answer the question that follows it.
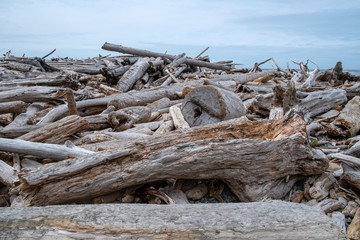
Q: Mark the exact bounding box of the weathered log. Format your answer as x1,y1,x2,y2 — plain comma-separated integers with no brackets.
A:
298,89,347,120
182,86,246,127
3,103,43,130
0,86,64,103
343,201,360,217
19,115,89,144
328,96,360,138
0,101,28,114
0,73,81,91
116,57,150,92
107,106,151,131
347,141,360,158
0,201,346,239
0,138,93,161
309,173,336,201
17,112,328,206
209,70,275,84
0,160,18,187
347,208,360,240
38,97,110,124
108,81,203,110
102,42,232,71
339,160,360,193
302,68,320,88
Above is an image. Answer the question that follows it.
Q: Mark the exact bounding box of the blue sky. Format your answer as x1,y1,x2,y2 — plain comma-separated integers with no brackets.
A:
1,0,360,69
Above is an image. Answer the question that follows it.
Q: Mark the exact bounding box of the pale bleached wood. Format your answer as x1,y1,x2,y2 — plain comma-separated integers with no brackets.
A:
0,159,18,187
0,86,65,103
209,70,275,84
302,68,320,88
4,103,43,130
169,105,190,129
0,138,92,160
17,112,328,206
0,201,346,239
19,115,89,144
38,97,110,124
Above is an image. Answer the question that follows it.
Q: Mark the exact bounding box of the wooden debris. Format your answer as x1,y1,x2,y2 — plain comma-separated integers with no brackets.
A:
0,201,347,239
1,43,360,237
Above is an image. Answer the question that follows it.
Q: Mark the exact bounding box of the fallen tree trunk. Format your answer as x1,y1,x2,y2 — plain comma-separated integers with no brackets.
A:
17,111,327,206
0,86,64,103
102,42,232,71
0,201,346,239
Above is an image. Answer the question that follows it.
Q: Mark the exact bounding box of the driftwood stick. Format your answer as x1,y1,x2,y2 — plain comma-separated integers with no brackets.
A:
102,42,231,71
42,49,56,59
65,89,78,115
0,138,93,160
0,201,346,239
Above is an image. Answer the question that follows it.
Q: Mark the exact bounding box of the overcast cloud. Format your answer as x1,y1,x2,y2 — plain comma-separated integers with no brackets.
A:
1,0,359,69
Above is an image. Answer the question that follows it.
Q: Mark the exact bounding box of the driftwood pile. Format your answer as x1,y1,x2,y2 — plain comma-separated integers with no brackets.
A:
0,43,360,238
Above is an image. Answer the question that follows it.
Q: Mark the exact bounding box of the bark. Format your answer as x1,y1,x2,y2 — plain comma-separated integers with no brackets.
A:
309,173,336,201
182,86,246,127
0,201,346,239
102,42,232,71
19,115,89,144
17,112,328,206
0,101,28,114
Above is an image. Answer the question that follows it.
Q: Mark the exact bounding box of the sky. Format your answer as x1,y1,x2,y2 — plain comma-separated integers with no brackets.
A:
1,0,360,70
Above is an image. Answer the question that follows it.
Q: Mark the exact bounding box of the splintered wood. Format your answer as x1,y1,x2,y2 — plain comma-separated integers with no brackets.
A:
0,43,359,238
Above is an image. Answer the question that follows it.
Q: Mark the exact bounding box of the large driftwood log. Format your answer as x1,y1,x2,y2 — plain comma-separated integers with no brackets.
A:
182,86,246,127
17,112,327,206
0,201,346,239
102,42,232,71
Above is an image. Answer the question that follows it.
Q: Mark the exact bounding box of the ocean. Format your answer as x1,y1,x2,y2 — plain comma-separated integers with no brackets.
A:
347,70,360,76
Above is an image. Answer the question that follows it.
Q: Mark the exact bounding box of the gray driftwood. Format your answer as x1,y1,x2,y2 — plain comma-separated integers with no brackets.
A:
0,138,93,161
182,86,246,127
16,112,327,206
0,101,28,114
116,57,150,92
328,96,360,138
0,201,346,239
